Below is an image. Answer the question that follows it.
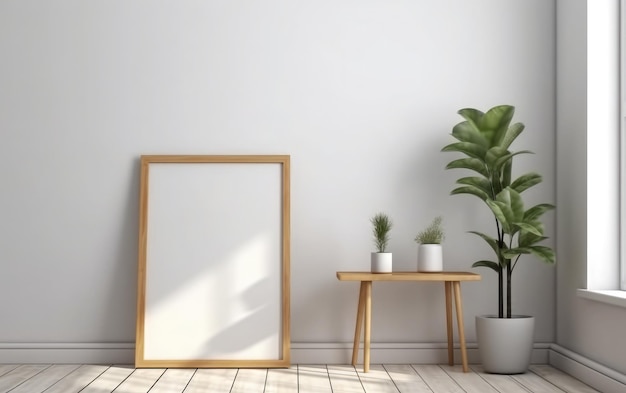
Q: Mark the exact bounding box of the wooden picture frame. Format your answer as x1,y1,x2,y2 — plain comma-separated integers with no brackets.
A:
135,155,290,368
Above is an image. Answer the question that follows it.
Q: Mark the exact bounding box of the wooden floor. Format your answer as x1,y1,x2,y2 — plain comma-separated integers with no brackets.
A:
0,363,600,393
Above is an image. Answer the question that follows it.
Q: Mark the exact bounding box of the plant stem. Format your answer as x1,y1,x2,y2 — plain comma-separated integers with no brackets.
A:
506,261,512,318
498,267,503,318
512,255,521,272
495,219,504,319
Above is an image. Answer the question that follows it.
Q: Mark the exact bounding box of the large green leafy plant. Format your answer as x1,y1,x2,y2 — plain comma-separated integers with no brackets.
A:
442,105,555,318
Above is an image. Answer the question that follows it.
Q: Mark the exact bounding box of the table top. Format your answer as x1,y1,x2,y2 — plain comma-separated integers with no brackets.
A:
336,271,481,282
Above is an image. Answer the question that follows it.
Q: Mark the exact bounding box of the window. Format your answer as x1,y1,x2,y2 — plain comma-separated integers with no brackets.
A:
576,0,626,307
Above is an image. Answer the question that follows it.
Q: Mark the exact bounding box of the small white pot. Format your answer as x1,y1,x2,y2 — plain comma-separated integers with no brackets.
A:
417,244,443,271
371,252,392,273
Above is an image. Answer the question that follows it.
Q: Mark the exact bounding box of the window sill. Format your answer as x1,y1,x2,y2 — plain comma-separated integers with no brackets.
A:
577,289,626,308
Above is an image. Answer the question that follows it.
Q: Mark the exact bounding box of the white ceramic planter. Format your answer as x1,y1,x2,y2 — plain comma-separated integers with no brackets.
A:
476,315,535,374
417,244,443,271
371,252,392,273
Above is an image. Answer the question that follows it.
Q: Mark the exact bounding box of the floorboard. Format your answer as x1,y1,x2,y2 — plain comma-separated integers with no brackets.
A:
147,368,194,393
111,368,164,393
327,364,364,393
356,364,399,393
0,363,605,392
529,365,600,393
0,365,19,378
183,368,237,393
229,368,267,393
80,365,134,393
297,365,332,393
0,364,50,392
43,364,109,393
8,364,79,393
512,370,570,393
412,365,464,393
383,364,432,393
264,366,299,392
441,365,499,393
470,365,531,393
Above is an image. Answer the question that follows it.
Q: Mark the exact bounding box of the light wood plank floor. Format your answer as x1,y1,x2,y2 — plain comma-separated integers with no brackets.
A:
0,364,600,393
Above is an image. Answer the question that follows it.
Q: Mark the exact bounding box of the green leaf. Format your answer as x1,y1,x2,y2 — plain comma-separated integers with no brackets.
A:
457,177,493,196
511,173,542,193
493,150,534,173
444,158,489,177
485,188,526,235
468,231,501,255
485,146,509,168
486,199,511,233
490,174,504,197
503,188,525,220
503,247,532,258
441,142,487,160
500,122,525,150
457,108,485,132
519,231,548,247
451,122,489,147
472,260,501,272
482,105,515,146
524,203,555,221
516,222,543,237
450,186,489,201
502,160,512,189
528,245,556,264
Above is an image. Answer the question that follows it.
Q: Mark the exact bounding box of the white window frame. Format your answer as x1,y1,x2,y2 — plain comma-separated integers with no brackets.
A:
577,0,626,307
621,0,626,291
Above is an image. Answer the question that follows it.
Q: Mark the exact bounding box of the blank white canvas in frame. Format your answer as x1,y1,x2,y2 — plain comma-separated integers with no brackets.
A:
139,159,285,365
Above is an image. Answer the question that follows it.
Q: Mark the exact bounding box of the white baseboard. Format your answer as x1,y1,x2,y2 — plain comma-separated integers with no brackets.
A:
291,342,549,365
0,341,551,366
0,343,135,364
549,344,626,393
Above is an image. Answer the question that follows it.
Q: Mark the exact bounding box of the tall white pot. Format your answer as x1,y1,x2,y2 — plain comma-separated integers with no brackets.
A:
475,315,535,374
417,244,443,272
371,252,392,273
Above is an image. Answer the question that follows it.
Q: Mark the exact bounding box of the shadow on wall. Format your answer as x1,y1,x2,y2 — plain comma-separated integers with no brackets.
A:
99,157,142,342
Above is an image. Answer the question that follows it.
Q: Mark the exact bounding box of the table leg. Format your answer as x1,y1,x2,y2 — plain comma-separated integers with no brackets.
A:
453,281,469,372
351,282,367,366
444,281,453,366
364,281,372,373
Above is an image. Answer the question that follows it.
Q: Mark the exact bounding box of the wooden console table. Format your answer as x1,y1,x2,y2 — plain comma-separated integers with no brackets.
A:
336,271,481,373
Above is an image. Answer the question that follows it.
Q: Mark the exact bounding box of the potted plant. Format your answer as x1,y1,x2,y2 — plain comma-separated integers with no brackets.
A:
370,212,393,273
442,105,556,374
414,216,445,271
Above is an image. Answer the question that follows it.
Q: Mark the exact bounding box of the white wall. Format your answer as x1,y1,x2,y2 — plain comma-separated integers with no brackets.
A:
0,0,556,362
556,0,626,377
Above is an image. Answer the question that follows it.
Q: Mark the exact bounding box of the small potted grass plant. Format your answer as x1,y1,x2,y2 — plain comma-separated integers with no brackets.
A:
414,216,445,271
370,213,393,273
